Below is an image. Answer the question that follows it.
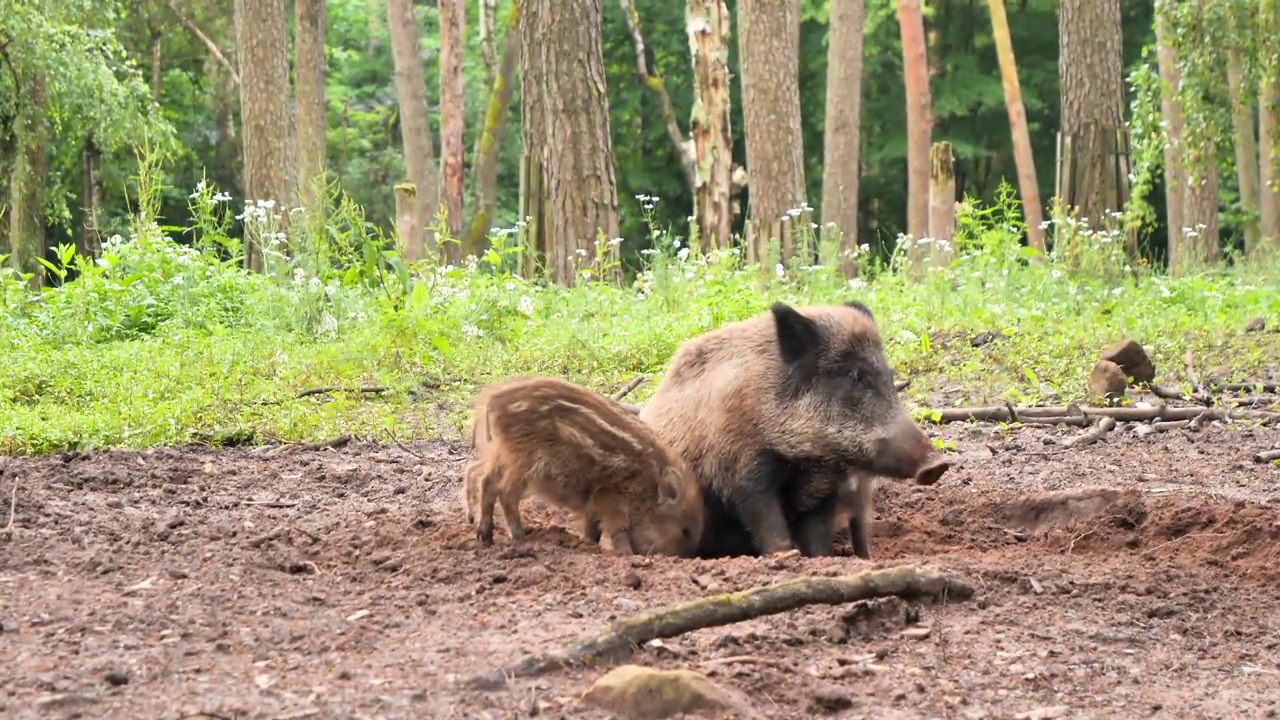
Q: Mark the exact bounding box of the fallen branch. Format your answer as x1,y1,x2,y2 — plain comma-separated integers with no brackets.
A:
1253,449,1280,464
1151,412,1211,432
610,375,648,402
1061,416,1116,448
458,564,974,690
295,434,352,452
1215,381,1280,394
924,404,1279,425
295,386,388,399
1183,349,1212,406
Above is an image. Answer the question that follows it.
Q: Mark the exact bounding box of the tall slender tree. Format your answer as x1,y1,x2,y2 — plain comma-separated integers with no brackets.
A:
235,0,295,272
385,0,438,261
295,0,327,209
521,0,620,286
739,0,807,264
897,0,932,270
987,0,1044,255
439,0,466,261
820,0,866,272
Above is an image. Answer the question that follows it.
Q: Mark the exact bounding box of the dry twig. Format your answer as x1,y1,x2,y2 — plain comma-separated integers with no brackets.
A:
1062,417,1117,448
924,404,1278,425
458,564,974,689
295,434,352,452
610,375,649,402
1252,449,1280,464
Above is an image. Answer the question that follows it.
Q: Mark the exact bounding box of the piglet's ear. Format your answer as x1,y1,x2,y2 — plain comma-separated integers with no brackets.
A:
770,302,821,365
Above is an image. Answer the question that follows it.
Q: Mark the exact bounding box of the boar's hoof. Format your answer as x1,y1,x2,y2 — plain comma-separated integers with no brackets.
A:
914,458,951,486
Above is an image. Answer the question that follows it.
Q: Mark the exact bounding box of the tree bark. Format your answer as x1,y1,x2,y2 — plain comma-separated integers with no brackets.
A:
928,141,956,267
386,0,439,262
295,0,327,209
1226,44,1261,257
986,0,1045,256
80,135,104,258
897,0,932,273
686,0,736,251
466,1,520,254
1183,152,1220,271
739,0,808,264
151,29,163,100
235,0,295,272
439,0,466,261
820,0,866,273
7,74,48,289
1057,0,1126,229
472,0,498,166
521,0,620,286
1259,0,1280,254
1154,1,1187,271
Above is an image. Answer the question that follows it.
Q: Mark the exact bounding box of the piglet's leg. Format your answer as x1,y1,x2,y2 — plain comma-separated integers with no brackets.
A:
589,494,633,555
498,489,526,541
609,529,635,555
476,468,500,545
579,513,603,544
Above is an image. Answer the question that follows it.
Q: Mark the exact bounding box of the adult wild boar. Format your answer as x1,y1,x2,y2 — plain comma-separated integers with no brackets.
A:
466,375,704,557
639,301,950,558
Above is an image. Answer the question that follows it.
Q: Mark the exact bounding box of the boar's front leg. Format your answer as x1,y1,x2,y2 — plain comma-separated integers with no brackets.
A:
847,474,873,559
588,494,634,555
727,454,796,556
579,512,603,544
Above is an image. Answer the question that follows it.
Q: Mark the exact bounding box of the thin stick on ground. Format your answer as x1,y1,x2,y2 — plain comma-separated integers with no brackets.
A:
295,385,389,399
924,404,1279,425
610,375,648,402
1212,381,1279,394
1062,416,1116,448
458,564,974,690
1183,349,1211,405
1252,449,1280,464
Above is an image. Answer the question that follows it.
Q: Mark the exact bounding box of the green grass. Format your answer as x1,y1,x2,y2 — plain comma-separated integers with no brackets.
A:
2,176,1278,456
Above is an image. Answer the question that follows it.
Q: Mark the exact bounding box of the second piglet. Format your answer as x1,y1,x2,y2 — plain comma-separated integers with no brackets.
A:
465,375,705,557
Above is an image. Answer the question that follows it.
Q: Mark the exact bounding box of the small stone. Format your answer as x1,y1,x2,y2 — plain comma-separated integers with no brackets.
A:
1014,706,1071,720
970,330,1008,348
1246,316,1266,333
489,571,508,584
1089,360,1128,400
580,664,758,719
811,683,855,712
1101,338,1155,384
900,626,932,640
103,670,130,687
378,558,403,572
1133,424,1155,438
165,513,186,529
622,571,642,589
691,574,716,590
34,693,97,710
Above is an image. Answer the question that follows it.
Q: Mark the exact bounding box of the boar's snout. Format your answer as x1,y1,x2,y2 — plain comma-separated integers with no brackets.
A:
913,455,950,486
869,413,949,485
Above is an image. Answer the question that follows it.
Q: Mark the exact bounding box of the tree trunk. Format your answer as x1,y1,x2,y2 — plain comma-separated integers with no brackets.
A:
7,74,48,289
466,0,520,254
928,141,956,267
439,0,466,261
235,0,295,272
386,0,439,262
151,29,163,100
1154,1,1187,271
295,0,327,210
521,0,621,286
686,0,736,252
619,0,695,191
80,136,104,258
739,0,808,264
1183,153,1220,271
987,0,1045,256
820,0,865,273
1226,45,1261,257
897,0,932,273
1057,0,1126,229
1258,0,1280,254
472,0,498,166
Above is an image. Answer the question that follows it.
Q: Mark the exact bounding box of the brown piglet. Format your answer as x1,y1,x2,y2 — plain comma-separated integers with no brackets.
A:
465,375,704,557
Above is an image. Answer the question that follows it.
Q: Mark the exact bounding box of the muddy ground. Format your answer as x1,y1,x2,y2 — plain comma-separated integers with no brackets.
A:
3,419,1280,719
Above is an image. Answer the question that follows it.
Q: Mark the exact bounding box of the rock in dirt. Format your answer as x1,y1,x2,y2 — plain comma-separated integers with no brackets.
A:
810,683,855,712
103,670,130,687
1100,338,1155,384
1089,360,1128,400
580,664,759,719
623,571,642,589
1245,316,1266,333
900,626,932,640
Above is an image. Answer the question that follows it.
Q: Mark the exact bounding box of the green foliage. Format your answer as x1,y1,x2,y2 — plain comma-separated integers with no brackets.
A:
3,171,1277,455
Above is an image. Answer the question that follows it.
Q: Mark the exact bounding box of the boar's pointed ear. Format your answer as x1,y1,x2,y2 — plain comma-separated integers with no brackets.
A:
770,302,821,365
843,300,874,320
657,468,682,504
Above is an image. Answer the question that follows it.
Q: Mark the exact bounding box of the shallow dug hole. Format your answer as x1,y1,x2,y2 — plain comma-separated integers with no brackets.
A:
2,424,1280,718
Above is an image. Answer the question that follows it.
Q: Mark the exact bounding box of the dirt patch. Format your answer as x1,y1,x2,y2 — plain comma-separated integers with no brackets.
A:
3,422,1280,718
